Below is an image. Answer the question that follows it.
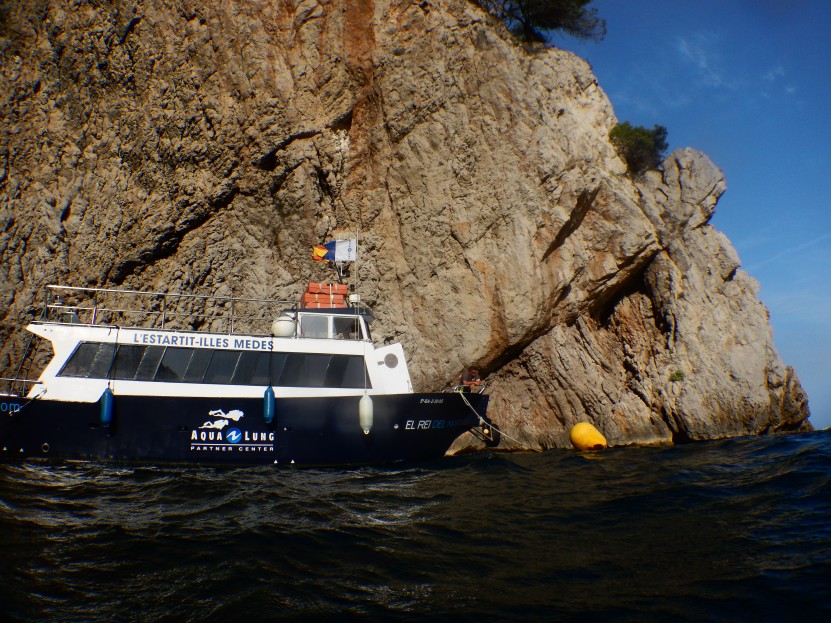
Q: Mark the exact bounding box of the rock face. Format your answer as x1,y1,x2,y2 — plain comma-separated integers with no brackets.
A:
0,0,811,449
484,149,810,450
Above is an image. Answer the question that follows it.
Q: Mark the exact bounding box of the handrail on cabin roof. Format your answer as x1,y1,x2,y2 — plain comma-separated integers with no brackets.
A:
41,284,298,335
37,284,372,335
45,284,294,307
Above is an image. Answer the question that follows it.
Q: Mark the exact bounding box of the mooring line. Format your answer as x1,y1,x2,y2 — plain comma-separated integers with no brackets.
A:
457,389,528,448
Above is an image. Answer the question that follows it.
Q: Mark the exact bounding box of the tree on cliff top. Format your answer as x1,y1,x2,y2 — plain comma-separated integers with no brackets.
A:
474,0,606,43
610,122,669,177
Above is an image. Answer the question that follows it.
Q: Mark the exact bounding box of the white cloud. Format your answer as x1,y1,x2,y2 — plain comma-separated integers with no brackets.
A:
764,63,786,81
675,33,732,89
761,62,799,98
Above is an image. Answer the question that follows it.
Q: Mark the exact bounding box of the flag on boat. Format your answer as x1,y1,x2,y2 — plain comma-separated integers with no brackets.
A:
312,239,357,262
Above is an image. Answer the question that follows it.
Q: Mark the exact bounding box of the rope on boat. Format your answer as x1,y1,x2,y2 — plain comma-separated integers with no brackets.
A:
456,388,527,449
10,387,47,413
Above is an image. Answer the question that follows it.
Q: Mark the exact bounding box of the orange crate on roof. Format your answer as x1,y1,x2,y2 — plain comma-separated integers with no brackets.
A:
301,300,348,309
306,282,348,295
303,293,346,305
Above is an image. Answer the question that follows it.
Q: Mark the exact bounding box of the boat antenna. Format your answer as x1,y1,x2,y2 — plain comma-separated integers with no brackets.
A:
355,222,360,298
355,222,374,435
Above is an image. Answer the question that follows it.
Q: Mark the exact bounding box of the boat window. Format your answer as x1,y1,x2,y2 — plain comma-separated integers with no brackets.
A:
278,353,305,386
57,343,371,388
135,347,165,381
323,354,370,388
183,348,212,383
278,353,330,387
342,355,370,388
249,352,272,386
275,353,370,388
301,353,330,386
58,343,117,378
333,316,362,340
112,345,146,379
59,343,101,377
300,315,329,338
202,349,241,384
87,344,116,378
269,352,287,386
156,348,194,382
323,353,347,387
232,351,265,385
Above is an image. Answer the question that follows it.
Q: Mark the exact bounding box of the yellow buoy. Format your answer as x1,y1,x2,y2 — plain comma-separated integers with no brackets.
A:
569,422,607,451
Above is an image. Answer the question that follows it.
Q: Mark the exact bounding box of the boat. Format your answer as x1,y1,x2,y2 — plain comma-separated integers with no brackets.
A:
0,283,494,466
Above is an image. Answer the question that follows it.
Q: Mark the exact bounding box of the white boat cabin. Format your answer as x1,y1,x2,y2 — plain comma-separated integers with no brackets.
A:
15,285,413,403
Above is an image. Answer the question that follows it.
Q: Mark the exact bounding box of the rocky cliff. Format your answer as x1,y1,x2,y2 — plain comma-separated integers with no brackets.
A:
0,0,811,449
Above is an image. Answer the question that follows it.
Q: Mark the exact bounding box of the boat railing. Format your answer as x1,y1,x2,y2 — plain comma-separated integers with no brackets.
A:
0,377,42,398
39,285,298,336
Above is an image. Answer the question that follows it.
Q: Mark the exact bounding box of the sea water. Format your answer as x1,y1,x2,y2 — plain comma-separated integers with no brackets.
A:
2,430,830,622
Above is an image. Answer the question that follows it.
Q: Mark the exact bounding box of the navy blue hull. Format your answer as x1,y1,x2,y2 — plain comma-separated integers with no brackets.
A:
0,393,489,466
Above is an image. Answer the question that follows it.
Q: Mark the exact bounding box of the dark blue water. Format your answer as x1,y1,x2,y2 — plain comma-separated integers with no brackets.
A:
2,431,831,622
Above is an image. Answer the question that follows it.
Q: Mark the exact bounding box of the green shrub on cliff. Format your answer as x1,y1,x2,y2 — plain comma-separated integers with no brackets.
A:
669,369,686,382
610,122,669,177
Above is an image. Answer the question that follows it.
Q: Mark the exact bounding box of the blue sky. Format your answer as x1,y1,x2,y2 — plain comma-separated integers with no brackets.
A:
552,1,831,429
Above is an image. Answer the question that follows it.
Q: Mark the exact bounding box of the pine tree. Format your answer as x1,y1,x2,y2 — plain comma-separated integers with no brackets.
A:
609,122,669,177
476,0,606,43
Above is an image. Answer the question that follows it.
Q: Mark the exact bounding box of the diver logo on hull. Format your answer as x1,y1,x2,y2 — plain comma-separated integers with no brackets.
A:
198,408,245,431
189,408,274,454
